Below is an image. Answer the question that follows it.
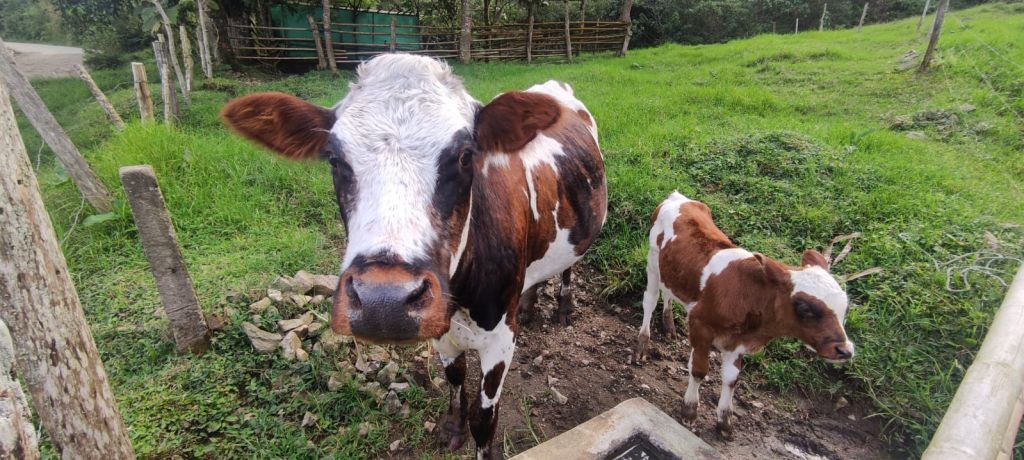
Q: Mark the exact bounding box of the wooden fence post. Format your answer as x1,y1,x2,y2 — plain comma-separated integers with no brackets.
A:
819,3,827,31
0,39,113,212
0,319,39,459
795,17,800,33
152,39,179,124
179,25,194,94
75,64,124,131
858,3,869,32
617,0,634,56
918,0,948,72
390,16,397,52
131,62,155,123
322,0,337,71
0,77,136,459
197,0,214,77
459,0,472,63
564,0,573,62
527,2,535,63
917,0,931,33
119,165,211,354
308,16,327,69
146,0,188,103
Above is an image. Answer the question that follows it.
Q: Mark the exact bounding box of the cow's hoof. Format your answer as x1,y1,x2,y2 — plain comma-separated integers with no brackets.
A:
716,419,734,440
681,403,698,422
556,311,573,327
477,442,503,460
632,341,649,365
438,413,469,451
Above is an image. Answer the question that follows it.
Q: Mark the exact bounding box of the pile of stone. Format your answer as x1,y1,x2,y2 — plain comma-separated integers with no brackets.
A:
238,270,416,416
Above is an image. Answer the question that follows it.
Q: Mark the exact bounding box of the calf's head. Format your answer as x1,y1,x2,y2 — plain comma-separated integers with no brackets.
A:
222,54,561,344
757,250,855,363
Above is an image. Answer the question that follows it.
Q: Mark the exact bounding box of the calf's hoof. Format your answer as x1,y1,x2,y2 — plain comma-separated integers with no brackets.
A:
555,310,573,327
438,413,469,451
716,418,734,440
632,337,649,364
663,323,677,341
680,403,698,422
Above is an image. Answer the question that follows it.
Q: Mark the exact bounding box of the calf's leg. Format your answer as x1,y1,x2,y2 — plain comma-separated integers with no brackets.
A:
517,283,541,325
716,348,744,438
433,337,469,451
470,323,516,459
661,289,677,339
555,268,574,326
634,247,661,362
682,324,712,421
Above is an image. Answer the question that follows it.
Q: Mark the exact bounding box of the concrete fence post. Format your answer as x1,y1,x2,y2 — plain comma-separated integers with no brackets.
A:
119,165,211,354
152,38,179,124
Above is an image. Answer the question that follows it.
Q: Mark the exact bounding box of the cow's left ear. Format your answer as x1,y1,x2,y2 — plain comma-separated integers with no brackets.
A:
801,249,830,271
475,91,561,153
221,92,336,159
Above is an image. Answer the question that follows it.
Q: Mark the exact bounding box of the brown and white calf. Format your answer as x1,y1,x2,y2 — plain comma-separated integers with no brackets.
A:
221,54,606,458
634,192,854,435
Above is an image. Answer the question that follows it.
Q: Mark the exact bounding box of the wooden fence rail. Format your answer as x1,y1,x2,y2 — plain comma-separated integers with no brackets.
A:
227,19,627,65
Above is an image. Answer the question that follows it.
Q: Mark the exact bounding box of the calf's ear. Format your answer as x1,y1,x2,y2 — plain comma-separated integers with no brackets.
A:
801,249,830,271
221,92,335,159
754,253,788,285
475,91,561,153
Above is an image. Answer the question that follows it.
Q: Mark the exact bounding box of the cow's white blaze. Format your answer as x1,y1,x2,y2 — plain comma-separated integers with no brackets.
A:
700,247,754,290
789,266,850,324
331,55,477,269
449,192,473,276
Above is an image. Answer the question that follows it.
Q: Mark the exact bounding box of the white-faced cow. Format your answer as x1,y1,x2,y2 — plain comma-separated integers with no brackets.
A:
221,54,606,458
634,192,854,437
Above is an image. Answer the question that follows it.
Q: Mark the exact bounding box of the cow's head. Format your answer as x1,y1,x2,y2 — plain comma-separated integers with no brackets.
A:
757,250,855,363
222,54,561,344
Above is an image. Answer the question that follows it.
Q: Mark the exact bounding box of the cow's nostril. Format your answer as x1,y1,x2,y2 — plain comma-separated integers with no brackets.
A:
835,346,852,360
405,279,430,306
346,276,361,308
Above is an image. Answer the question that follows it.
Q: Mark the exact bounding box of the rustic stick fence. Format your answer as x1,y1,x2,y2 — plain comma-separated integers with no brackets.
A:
226,17,626,65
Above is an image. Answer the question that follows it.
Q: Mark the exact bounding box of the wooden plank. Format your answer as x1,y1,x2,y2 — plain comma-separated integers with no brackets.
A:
0,38,113,212
75,64,124,131
0,74,135,460
308,16,327,69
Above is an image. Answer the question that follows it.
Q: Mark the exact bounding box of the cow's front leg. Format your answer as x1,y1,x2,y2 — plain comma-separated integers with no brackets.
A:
716,348,744,439
469,323,516,459
433,337,469,451
555,268,574,326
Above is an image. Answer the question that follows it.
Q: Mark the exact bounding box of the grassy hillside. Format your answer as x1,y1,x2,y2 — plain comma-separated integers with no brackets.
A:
22,2,1024,457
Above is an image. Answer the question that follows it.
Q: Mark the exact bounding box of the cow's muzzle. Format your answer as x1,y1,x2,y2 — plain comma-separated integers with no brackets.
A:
818,340,855,364
331,265,451,343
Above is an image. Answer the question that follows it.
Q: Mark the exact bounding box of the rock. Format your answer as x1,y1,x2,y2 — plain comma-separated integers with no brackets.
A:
319,329,351,354
424,421,436,433
956,103,976,112
295,270,340,296
551,387,568,405
384,391,402,415
295,348,309,362
278,311,315,332
389,439,402,452
270,275,297,293
896,49,919,70
848,414,857,421
223,305,238,318
301,411,318,427
906,131,926,139
153,307,167,319
289,294,312,308
307,322,324,338
328,373,346,391
547,375,559,386
249,297,273,313
312,342,323,355
533,355,544,366
241,322,283,353
310,294,325,305
389,382,410,393
267,288,284,303
280,331,303,360
357,422,373,436
834,396,849,411
377,361,400,386
431,376,446,389
361,381,386,400
399,403,410,419
751,400,765,409
205,313,228,332
640,384,651,391
365,345,391,362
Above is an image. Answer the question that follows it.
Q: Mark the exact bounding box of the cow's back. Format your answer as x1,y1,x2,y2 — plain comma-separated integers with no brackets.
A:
653,194,734,304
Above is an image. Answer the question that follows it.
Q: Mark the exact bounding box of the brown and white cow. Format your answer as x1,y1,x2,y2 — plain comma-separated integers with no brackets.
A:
634,191,854,436
221,55,606,458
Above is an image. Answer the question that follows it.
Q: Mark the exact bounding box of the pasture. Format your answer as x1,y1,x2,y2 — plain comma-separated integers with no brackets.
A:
19,2,1024,457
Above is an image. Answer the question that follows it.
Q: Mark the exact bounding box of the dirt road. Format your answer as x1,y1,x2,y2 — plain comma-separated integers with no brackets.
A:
5,42,84,78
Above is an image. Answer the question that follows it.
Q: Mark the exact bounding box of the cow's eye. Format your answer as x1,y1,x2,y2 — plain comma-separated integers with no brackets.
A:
794,299,819,319
459,147,473,169
328,156,340,167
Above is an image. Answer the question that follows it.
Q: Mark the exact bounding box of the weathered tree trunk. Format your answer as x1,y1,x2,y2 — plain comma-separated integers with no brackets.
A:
152,39,179,124
197,0,214,76
917,0,931,33
389,16,397,52
857,3,869,32
918,0,948,72
146,0,189,103
75,64,124,131
0,78,136,460
322,0,337,71
819,3,827,31
526,2,535,63
564,0,573,62
119,166,211,354
459,0,472,63
0,39,113,212
0,319,39,460
617,0,633,57
179,25,194,94
308,16,327,69
795,17,800,33
131,62,155,123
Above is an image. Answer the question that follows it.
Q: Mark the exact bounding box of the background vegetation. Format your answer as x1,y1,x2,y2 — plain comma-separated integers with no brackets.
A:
10,1,1024,458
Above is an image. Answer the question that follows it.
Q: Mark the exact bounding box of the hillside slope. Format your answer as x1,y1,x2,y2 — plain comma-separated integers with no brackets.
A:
25,2,1024,457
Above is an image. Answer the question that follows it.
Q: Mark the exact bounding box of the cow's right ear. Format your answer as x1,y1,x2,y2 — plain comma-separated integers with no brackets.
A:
221,92,335,159
753,253,788,285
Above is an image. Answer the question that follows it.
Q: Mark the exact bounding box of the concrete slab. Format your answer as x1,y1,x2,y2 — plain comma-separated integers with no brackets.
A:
511,397,720,460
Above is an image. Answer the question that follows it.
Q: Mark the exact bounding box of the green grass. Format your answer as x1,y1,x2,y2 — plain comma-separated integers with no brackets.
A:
23,2,1024,457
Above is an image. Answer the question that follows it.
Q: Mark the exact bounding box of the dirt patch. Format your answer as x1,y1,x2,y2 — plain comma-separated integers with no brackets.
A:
412,267,894,459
